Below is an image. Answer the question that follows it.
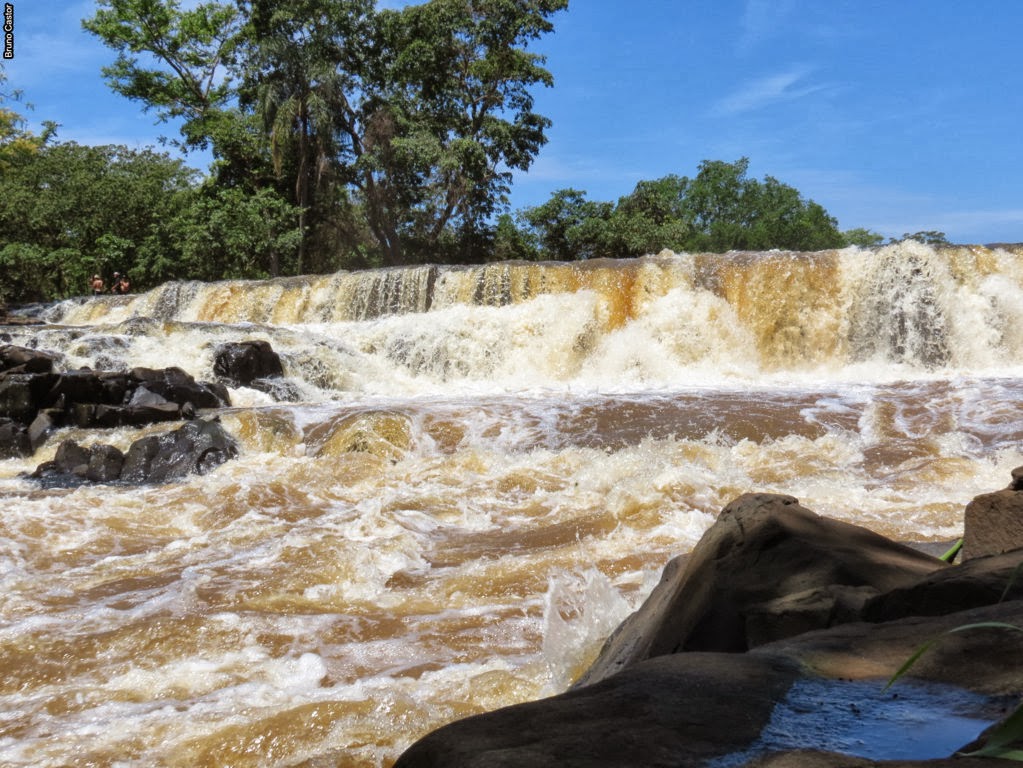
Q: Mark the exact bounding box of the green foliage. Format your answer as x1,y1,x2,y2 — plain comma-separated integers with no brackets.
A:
842,227,886,247
0,64,57,170
0,142,196,301
519,188,613,260
84,0,567,267
168,185,302,281
520,159,847,259
81,0,243,148
898,230,951,245
940,539,964,563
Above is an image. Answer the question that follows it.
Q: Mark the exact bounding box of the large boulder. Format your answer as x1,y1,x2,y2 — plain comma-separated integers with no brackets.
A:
397,653,801,768
0,344,60,374
962,485,1023,561
213,340,284,386
128,366,230,410
575,493,943,687
0,372,58,422
120,418,238,483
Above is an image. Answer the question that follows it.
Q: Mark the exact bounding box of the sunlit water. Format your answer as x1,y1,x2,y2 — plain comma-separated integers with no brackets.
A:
2,243,1023,766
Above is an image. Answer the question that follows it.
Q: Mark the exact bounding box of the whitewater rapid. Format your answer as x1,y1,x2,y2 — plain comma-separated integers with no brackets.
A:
1,243,1022,766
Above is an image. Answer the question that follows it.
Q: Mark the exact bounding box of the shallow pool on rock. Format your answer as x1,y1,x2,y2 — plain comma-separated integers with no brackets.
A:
711,676,1012,766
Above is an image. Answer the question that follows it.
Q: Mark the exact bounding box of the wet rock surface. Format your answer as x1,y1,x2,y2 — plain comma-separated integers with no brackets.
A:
30,418,238,487
213,340,285,386
395,481,1023,768
0,344,231,458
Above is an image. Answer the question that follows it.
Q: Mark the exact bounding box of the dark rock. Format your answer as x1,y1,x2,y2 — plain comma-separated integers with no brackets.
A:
55,439,91,472
0,416,31,458
27,408,63,451
396,597,1023,768
86,443,124,482
129,366,230,409
574,493,944,688
395,653,800,768
44,371,107,409
0,373,58,423
248,377,303,402
128,384,170,408
120,418,238,483
213,340,284,386
863,548,1023,621
90,403,182,428
98,372,132,405
0,344,60,374
69,402,97,428
962,488,1023,561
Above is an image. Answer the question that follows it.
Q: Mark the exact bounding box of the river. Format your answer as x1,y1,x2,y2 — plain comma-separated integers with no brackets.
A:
2,241,1022,766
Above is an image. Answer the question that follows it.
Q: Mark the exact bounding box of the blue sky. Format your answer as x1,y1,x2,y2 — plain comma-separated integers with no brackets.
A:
5,0,1023,244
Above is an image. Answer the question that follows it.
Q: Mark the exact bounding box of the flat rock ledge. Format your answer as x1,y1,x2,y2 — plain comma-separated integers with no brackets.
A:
395,489,1023,768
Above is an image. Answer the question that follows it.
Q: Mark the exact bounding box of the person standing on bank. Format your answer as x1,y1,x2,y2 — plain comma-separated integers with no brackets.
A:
90,274,105,295
110,272,131,294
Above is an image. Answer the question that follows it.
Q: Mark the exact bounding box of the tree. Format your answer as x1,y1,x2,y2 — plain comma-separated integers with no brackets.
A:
168,185,302,281
520,188,613,260
898,230,950,245
521,160,847,260
0,142,196,301
239,0,373,273
843,227,885,247
355,0,567,264
82,1,275,197
84,0,568,270
82,0,243,152
0,65,57,170
607,175,694,257
682,158,843,252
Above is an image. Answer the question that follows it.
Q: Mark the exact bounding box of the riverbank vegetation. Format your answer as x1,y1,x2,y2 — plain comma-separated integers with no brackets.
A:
1,0,942,304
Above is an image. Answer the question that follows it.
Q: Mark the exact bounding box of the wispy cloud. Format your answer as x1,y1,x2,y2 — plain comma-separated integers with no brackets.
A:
709,66,826,117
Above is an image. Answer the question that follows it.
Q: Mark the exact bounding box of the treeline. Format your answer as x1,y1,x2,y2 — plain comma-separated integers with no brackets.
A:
1,0,942,304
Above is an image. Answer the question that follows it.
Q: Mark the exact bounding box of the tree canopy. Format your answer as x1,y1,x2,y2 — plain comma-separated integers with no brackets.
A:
83,0,568,269
518,158,850,260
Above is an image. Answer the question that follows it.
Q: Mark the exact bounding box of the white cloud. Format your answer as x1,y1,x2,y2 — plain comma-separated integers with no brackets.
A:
710,66,827,117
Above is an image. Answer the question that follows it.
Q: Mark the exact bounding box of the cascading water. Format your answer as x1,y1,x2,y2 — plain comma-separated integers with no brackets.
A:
3,242,1023,766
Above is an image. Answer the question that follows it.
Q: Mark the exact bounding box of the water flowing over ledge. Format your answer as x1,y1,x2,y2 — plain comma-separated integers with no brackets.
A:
44,243,1023,389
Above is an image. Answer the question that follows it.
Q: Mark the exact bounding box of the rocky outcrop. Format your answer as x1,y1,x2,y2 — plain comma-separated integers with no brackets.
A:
575,493,944,686
962,488,1023,561
29,418,238,486
0,344,230,458
395,485,1023,768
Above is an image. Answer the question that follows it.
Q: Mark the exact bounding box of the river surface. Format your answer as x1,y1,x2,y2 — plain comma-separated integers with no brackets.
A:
2,243,1023,766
